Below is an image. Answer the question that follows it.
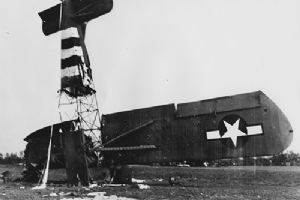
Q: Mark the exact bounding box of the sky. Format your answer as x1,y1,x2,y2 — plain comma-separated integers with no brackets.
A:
0,0,300,154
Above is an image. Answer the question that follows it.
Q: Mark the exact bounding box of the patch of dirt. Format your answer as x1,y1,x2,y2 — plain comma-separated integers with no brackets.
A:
1,164,300,199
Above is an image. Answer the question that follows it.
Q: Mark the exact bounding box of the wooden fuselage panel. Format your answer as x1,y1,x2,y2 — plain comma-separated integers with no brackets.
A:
101,91,293,165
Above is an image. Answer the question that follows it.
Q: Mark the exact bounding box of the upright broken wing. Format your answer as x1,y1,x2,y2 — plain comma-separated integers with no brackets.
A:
39,0,113,97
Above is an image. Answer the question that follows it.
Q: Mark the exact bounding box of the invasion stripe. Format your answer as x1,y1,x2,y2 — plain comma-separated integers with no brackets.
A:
61,46,84,60
61,75,82,88
61,65,80,78
61,55,82,69
61,27,79,40
62,37,81,49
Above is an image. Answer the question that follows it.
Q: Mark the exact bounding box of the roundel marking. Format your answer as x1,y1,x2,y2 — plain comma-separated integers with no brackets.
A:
206,114,263,148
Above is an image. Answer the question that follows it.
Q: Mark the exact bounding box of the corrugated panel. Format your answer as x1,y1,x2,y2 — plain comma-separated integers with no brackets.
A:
176,91,263,118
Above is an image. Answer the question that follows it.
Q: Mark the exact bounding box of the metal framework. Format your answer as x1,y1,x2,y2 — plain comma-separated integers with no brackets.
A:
58,82,102,146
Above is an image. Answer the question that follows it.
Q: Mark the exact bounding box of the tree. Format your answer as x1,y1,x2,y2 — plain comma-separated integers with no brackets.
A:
0,152,24,164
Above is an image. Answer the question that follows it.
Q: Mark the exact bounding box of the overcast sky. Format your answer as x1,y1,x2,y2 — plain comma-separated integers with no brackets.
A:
1,0,300,154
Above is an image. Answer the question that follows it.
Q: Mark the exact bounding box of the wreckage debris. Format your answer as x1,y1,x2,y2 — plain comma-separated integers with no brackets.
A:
42,191,137,200
1,171,12,183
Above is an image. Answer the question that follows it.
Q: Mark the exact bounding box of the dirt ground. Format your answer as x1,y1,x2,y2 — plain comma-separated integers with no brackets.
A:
0,164,300,199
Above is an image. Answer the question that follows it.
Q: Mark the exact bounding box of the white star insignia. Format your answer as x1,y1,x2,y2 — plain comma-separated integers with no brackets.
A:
206,118,263,148
222,119,246,147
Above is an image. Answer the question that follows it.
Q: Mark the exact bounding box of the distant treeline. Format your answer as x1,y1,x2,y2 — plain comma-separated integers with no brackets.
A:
0,152,24,164
271,151,300,166
165,151,300,167
0,150,299,166
210,151,300,167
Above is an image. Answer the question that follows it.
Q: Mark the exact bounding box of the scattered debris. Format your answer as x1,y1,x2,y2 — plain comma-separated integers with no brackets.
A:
168,176,181,186
137,184,150,190
59,192,72,196
102,184,126,187
49,192,58,197
82,183,101,190
87,192,137,200
1,170,12,183
83,187,91,191
22,163,41,182
58,192,137,200
32,184,46,190
87,192,105,197
89,183,98,188
131,178,145,183
153,178,163,182
42,192,58,198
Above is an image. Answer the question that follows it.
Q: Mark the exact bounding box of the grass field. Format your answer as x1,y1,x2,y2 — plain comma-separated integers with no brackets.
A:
0,164,300,199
